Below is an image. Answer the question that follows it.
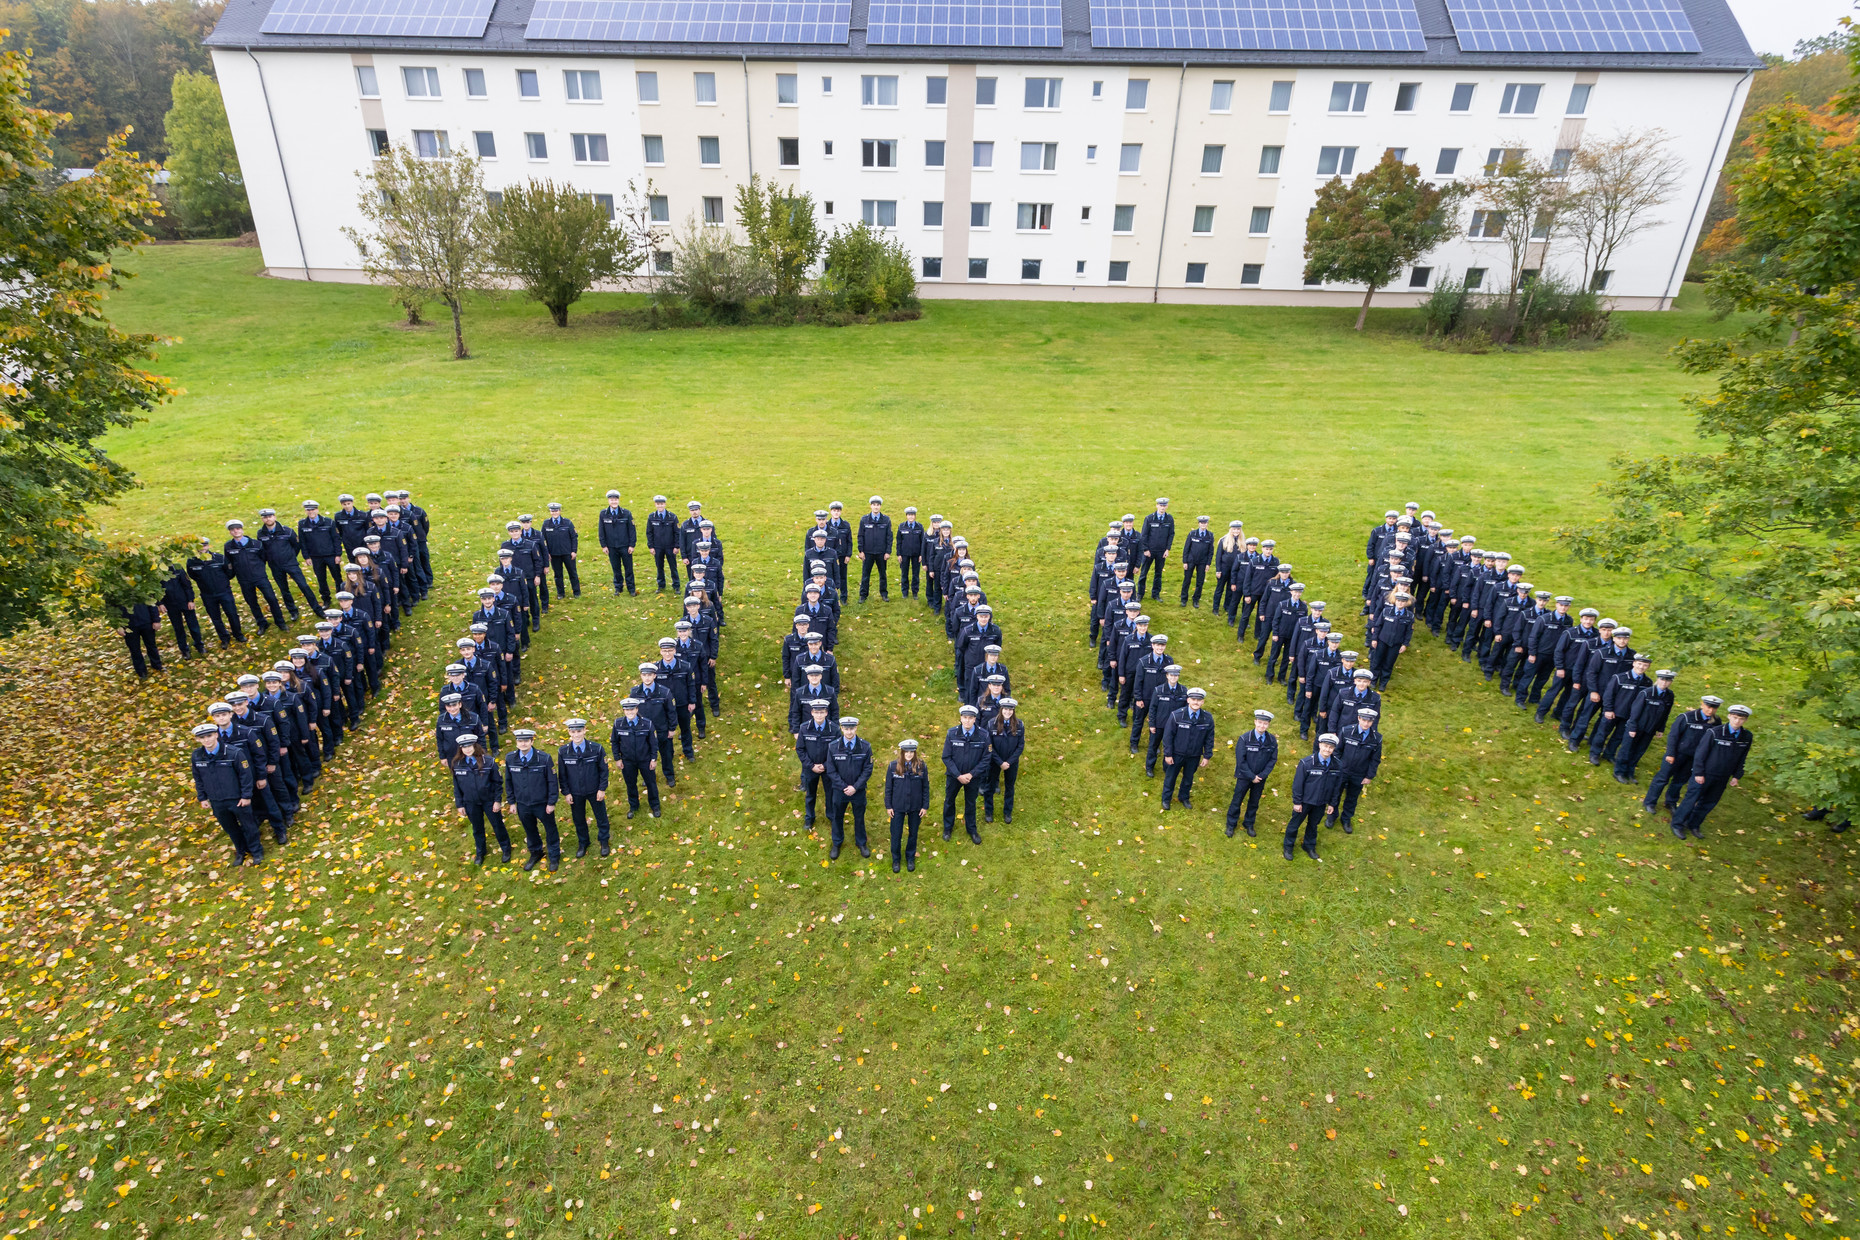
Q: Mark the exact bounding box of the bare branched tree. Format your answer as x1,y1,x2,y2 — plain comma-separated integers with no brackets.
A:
1474,149,1571,309
1564,128,1685,292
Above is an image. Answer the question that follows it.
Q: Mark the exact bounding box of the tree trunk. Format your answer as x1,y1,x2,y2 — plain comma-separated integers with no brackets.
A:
549,301,569,327
1354,285,1377,331
448,297,468,359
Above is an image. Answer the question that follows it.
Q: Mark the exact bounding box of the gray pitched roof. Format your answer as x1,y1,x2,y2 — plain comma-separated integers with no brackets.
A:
207,0,1760,71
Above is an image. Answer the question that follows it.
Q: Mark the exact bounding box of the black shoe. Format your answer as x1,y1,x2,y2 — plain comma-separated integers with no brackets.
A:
576,844,589,859
274,827,289,846
1640,802,1657,815
1128,746,1138,755
1159,802,1170,813
547,860,558,872
829,842,841,860
1831,820,1851,834
984,812,994,824
1566,739,1580,753
1324,815,1336,829
1341,820,1353,835
942,828,953,841
1225,825,1236,838
501,845,513,862
968,830,982,845
1245,824,1256,837
600,842,611,857
1803,807,1830,821
1614,774,1634,785
474,850,487,865
892,860,901,873
1145,767,1155,778
1282,841,1294,860
906,858,915,872
1588,755,1601,766
523,854,541,871
858,844,871,859
651,810,661,818
1302,844,1320,861
1688,826,1703,839
1671,822,1686,840
626,808,636,819
1004,813,1012,824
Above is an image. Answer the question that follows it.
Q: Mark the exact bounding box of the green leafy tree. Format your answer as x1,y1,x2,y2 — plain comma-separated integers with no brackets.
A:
344,145,492,359
162,69,248,235
0,31,185,634
1302,151,1464,330
1472,150,1568,311
734,174,823,301
662,216,772,321
487,179,634,326
818,221,916,315
1560,25,1860,816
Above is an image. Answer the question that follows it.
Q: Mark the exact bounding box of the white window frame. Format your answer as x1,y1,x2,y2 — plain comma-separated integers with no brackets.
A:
571,132,609,164
642,134,665,166
1191,204,1215,234
698,135,722,166
636,71,660,103
1019,141,1057,172
516,69,540,100
777,73,798,105
1125,78,1148,111
564,69,602,102
356,65,380,98
861,138,898,169
402,66,441,99
1248,205,1272,235
1118,143,1141,174
1200,143,1224,175
1328,81,1369,113
1112,203,1135,234
1267,80,1293,113
472,130,497,159
861,74,899,107
524,131,547,161
1024,76,1062,110
694,72,718,105
1209,80,1233,113
1015,201,1053,232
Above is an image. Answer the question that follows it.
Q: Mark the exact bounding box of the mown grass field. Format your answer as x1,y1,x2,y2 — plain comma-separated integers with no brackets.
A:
0,240,1853,1240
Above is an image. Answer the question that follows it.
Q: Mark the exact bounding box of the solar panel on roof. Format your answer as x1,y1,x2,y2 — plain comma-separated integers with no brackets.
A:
1090,0,1425,50
524,0,852,41
867,0,1063,46
1445,0,1700,52
260,0,495,37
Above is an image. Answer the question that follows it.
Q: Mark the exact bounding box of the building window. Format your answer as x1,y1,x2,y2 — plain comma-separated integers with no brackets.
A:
1025,77,1062,109
1191,204,1214,233
823,139,834,157
1200,144,1223,174
356,65,379,97
1075,259,1085,274
922,256,942,278
366,128,390,157
1112,203,1134,232
654,249,673,273
1449,82,1475,112
525,131,547,160
695,72,717,103
642,134,665,164
821,75,833,95
485,189,503,206
1485,147,1525,172
703,196,724,224
464,67,487,97
1017,202,1053,230
403,66,441,98
472,130,496,158
862,199,897,227
1550,147,1573,174
1328,81,1369,112
925,139,945,167
1108,260,1129,281
1210,80,1233,111
1086,144,1097,161
590,192,615,219
699,135,721,166
1268,80,1293,112
1021,258,1041,280
1258,145,1282,175
1468,209,1506,238
1498,83,1541,115
1385,146,1407,163
572,133,609,163
637,71,659,102
777,73,797,104
1091,79,1103,98
1240,262,1262,285
862,139,897,168
1567,83,1593,115
1591,268,1612,291
1409,265,1431,287
924,200,944,226
1435,147,1460,175
517,69,539,99
1119,143,1141,173
565,69,601,101
1248,205,1271,234
969,257,988,278
862,74,899,106
973,141,994,168
926,75,947,105
1530,210,1553,239
649,194,669,222
1394,81,1419,112
1317,146,1357,176
779,136,800,166
1020,142,1057,171
1125,78,1148,110
1185,262,1206,283
412,129,450,158
1464,267,1486,288
976,76,996,106
970,201,991,228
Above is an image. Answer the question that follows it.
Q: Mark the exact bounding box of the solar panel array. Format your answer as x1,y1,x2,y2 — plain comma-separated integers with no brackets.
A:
1089,0,1425,50
867,0,1064,46
260,0,496,36
1444,0,1700,52
525,0,851,40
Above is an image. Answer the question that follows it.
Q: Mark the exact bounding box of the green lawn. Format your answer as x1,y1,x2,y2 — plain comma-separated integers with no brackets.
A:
0,240,1852,1240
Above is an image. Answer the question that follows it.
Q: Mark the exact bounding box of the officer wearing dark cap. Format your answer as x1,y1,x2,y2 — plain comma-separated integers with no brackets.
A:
1179,515,1214,607
943,704,990,843
1225,709,1279,837
856,497,893,602
1159,687,1214,811
826,716,874,860
795,699,836,827
542,503,581,599
1672,704,1753,839
646,496,681,591
503,729,560,871
597,490,638,595
451,733,511,864
1644,694,1719,815
610,698,662,817
557,719,610,858
296,500,344,606
192,721,263,865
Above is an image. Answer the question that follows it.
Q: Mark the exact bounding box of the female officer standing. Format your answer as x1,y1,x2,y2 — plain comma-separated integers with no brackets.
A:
885,739,930,873
452,734,512,865
985,698,1025,825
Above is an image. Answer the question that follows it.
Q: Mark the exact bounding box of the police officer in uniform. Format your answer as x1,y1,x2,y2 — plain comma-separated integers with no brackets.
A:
332,494,369,557
504,729,560,872
296,500,344,605
896,507,926,600
789,664,839,734
1285,735,1345,862
1225,709,1279,837
596,491,637,594
885,739,930,872
543,503,581,599
943,704,990,843
1179,515,1214,607
435,691,482,765
1590,653,1653,767
257,508,319,618
630,663,678,785
795,700,836,828
986,698,1024,824
1615,668,1676,784
1159,687,1214,810
186,536,243,646
1672,705,1753,840
557,719,610,858
192,721,263,865
1331,707,1383,834
1643,694,1720,816
452,734,512,864
646,496,681,591
857,497,892,602
1138,498,1175,600
1127,635,1173,754
224,519,285,632
826,716,873,860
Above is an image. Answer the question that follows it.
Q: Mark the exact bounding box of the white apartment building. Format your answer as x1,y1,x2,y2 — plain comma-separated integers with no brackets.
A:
207,0,1759,307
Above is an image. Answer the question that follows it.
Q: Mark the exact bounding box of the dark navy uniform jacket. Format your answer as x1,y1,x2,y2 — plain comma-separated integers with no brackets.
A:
610,715,659,764
223,535,270,585
942,726,993,778
556,740,609,796
1335,725,1383,780
451,753,503,806
795,719,836,768
1691,722,1752,782
503,747,558,807
1289,754,1347,807
542,517,579,556
827,737,874,795
884,763,931,813
858,513,893,556
645,509,679,551
1234,728,1279,782
1141,511,1175,553
1626,684,1674,735
1662,709,1717,765
192,743,255,805
597,505,637,550
1161,707,1216,760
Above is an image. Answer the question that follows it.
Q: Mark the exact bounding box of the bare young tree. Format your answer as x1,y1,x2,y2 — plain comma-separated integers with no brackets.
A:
344,145,492,358
1474,149,1571,309
616,176,665,296
1564,128,1684,293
